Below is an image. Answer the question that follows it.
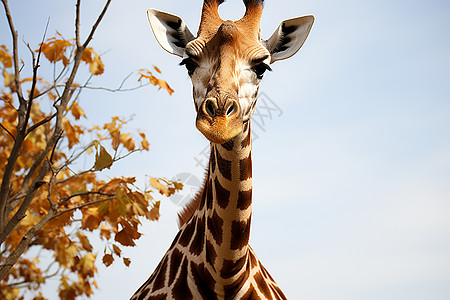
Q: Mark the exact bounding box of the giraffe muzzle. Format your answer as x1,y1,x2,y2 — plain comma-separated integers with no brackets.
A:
196,97,243,144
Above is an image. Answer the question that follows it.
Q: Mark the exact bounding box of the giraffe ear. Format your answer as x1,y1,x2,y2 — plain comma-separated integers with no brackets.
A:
265,15,314,63
147,9,195,57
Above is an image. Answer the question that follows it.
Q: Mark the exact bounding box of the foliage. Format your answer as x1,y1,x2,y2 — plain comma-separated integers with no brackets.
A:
0,0,180,299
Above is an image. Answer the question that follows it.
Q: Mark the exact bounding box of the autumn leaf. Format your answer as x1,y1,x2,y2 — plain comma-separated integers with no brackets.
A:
70,101,86,120
81,207,102,231
147,201,160,221
123,257,131,267
0,45,13,68
89,54,104,76
114,222,141,247
112,244,121,257
93,142,113,171
138,132,150,150
119,133,135,151
102,254,114,267
39,37,72,65
77,232,93,252
138,69,174,95
149,177,169,196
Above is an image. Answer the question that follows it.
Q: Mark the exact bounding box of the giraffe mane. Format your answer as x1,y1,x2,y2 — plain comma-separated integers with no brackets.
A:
177,168,209,228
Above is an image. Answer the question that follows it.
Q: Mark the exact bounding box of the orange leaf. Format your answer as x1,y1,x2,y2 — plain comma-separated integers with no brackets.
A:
149,178,169,196
139,132,150,150
89,54,104,76
147,201,160,221
78,232,93,251
70,101,86,120
102,254,114,267
114,222,141,247
0,45,13,68
123,257,131,267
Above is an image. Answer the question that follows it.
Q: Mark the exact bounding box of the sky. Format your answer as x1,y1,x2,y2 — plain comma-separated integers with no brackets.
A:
1,0,450,299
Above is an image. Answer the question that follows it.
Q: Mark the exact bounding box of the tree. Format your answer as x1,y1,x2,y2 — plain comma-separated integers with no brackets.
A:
0,0,181,299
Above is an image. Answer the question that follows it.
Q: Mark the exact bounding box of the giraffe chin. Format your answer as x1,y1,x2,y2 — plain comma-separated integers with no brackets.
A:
196,117,243,145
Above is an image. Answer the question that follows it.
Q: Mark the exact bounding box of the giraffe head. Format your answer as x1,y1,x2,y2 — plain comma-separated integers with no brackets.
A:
147,0,314,144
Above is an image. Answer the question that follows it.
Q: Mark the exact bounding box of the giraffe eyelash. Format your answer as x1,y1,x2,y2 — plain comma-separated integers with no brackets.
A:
180,58,198,76
252,63,272,80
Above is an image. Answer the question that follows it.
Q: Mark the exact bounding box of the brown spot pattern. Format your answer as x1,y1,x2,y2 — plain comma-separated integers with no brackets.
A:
237,189,252,210
168,249,183,286
172,258,193,299
205,239,217,265
148,294,167,300
190,262,218,300
189,217,205,256
179,217,196,247
214,177,230,209
207,211,223,246
230,219,251,250
240,153,252,181
224,270,249,299
152,255,168,292
216,148,232,181
221,139,234,151
210,147,216,174
221,255,247,279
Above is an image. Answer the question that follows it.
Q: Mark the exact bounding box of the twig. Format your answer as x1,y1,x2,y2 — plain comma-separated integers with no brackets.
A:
52,197,114,220
25,113,57,137
75,0,81,48
0,123,15,140
58,191,114,208
82,0,112,48
1,0,24,102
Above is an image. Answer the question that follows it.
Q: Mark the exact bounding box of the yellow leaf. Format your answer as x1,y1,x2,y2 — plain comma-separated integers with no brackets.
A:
119,133,135,151
0,45,13,68
81,47,94,64
139,132,149,150
149,177,169,196
89,54,104,76
81,207,102,231
77,232,93,251
100,224,111,240
94,143,113,171
70,101,86,120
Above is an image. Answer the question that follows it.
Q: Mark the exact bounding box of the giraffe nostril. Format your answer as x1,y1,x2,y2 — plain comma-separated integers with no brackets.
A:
226,103,236,116
205,100,216,117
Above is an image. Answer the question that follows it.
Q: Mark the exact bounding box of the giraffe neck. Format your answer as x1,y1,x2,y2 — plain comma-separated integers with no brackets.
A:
195,121,253,280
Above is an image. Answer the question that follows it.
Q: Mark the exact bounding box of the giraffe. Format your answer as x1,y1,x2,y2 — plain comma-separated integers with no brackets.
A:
131,1,314,299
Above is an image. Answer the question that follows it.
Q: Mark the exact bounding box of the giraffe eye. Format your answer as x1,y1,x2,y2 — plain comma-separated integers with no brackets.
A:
180,58,198,76
252,63,272,80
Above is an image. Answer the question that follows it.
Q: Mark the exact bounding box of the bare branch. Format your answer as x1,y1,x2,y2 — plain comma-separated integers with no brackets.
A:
82,0,112,48
75,0,81,48
1,0,24,102
25,113,57,137
58,191,114,208
0,123,15,140
52,196,114,220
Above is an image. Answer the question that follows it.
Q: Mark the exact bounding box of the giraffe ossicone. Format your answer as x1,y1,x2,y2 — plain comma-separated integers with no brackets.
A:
132,1,313,299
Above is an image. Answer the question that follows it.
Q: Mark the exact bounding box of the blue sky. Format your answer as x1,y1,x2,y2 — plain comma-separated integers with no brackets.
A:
1,0,449,299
